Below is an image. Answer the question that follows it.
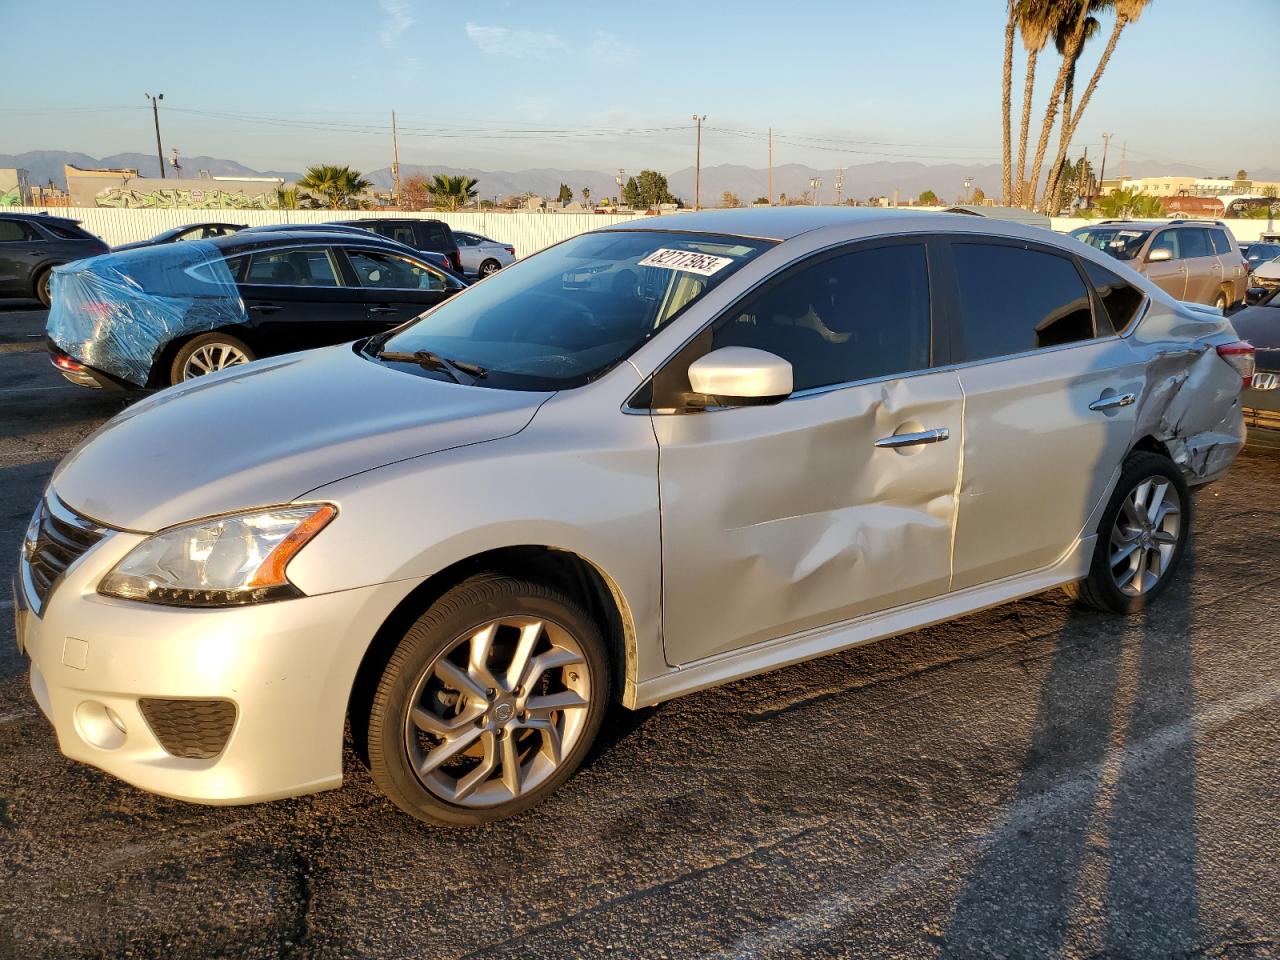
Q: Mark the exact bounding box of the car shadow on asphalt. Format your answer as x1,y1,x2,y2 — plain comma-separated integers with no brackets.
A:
941,550,1200,956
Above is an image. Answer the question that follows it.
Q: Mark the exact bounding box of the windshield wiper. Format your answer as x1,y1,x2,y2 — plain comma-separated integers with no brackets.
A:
375,349,487,385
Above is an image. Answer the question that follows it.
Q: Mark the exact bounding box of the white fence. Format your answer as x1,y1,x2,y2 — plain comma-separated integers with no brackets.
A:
7,206,1278,251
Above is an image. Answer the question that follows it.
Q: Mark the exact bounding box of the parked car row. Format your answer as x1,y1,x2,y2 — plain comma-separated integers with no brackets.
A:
0,213,109,305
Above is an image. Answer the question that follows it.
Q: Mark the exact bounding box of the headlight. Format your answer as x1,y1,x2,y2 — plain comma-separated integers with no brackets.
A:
98,504,336,607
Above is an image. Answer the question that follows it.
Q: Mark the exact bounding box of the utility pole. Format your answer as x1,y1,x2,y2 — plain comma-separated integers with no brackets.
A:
616,168,626,207
391,110,402,208
691,115,706,210
1119,141,1127,183
809,176,822,206
169,147,182,177
834,167,845,206
1076,145,1089,207
145,93,165,178
768,127,773,205
1097,133,1112,194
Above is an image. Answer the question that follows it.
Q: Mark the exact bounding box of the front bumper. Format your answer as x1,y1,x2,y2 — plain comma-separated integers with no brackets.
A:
1244,373,1280,448
17,520,417,805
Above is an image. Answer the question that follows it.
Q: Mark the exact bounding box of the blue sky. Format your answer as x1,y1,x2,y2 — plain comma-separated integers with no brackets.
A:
3,0,1277,176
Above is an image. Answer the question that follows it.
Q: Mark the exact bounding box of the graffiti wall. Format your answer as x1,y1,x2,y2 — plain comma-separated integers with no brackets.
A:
95,186,279,209
0,189,21,207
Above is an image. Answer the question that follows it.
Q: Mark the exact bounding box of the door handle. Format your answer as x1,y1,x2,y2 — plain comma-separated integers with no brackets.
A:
1088,392,1136,412
248,304,282,314
368,306,400,315
875,427,950,449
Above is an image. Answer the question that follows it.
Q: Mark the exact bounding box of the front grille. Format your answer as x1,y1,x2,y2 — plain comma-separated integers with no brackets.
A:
20,493,110,614
139,698,237,759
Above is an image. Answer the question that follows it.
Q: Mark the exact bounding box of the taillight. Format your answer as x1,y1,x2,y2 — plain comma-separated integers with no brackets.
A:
1216,340,1256,389
504,246,515,256
82,300,114,321
50,349,84,372
452,252,463,272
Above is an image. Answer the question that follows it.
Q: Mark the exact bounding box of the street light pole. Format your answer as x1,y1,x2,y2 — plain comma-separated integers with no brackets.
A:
145,93,166,178
691,115,706,210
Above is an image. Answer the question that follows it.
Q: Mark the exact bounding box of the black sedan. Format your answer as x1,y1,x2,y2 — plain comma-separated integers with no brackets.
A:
0,212,109,306
113,222,246,251
1232,287,1280,448
46,229,466,390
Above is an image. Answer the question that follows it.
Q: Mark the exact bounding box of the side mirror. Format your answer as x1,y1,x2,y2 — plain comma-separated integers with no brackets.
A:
687,346,793,406
1147,247,1173,263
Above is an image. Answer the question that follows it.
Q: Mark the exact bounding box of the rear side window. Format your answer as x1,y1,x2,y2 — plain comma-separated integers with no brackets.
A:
0,219,37,242
950,242,1095,361
42,221,92,240
1211,230,1235,255
1083,260,1145,334
245,248,339,286
1181,229,1213,259
711,243,932,391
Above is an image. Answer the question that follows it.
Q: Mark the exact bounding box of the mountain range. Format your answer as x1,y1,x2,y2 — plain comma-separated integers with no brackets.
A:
6,150,1277,206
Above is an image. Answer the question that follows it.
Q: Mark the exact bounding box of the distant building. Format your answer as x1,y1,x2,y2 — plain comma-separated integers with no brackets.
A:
1104,175,1280,199
65,164,285,209
0,168,33,206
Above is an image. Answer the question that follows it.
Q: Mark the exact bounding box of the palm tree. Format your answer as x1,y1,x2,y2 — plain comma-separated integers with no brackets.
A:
1040,3,1103,212
1023,0,1095,211
1012,0,1056,206
429,174,479,211
1094,188,1163,219
297,165,372,209
1001,1,1017,204
1044,0,1151,211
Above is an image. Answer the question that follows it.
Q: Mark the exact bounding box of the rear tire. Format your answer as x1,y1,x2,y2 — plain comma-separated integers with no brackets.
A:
478,259,501,278
1214,289,1229,312
1066,451,1191,614
169,332,255,385
35,267,53,307
366,574,609,825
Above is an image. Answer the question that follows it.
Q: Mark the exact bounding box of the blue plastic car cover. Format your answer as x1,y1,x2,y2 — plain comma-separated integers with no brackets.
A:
46,240,247,387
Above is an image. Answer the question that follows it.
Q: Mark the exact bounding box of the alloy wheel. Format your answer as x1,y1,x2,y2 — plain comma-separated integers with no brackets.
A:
403,616,591,808
182,342,250,380
479,260,499,277
1109,476,1181,597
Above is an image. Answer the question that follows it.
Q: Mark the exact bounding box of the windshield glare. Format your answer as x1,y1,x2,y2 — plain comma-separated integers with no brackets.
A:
373,230,771,389
1071,227,1152,261
1246,243,1280,266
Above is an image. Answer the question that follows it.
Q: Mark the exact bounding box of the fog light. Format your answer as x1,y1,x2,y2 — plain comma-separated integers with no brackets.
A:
75,701,127,750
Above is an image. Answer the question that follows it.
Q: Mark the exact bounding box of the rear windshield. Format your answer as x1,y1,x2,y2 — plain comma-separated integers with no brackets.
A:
1070,227,1151,261
372,230,772,389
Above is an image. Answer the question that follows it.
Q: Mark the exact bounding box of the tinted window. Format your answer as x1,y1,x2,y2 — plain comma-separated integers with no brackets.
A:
1083,260,1145,334
1245,243,1280,266
347,249,445,291
42,221,91,241
1149,230,1181,260
0,220,37,242
383,224,416,246
1211,230,1235,255
712,244,931,391
246,249,338,286
951,243,1094,361
1181,228,1213,259
420,223,452,248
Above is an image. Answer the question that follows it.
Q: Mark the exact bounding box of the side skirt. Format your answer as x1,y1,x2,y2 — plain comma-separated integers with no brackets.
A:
628,535,1095,709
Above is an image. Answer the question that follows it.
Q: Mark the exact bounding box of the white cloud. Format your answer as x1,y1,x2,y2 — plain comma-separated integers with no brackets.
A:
588,31,636,65
379,0,415,49
465,22,567,60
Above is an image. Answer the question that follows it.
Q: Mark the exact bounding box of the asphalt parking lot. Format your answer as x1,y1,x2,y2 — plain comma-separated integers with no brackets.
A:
1,302,1278,960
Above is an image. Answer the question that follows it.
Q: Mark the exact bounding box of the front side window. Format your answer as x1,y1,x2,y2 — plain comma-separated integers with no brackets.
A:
710,243,931,391
373,230,771,389
1148,230,1181,260
347,249,445,291
245,248,339,286
951,242,1095,362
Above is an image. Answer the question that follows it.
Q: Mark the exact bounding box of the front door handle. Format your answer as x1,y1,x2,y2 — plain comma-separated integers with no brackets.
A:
368,306,401,315
1089,392,1136,412
875,427,950,449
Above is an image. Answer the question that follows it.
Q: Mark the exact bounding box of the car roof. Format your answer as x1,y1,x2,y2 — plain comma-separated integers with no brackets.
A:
336,217,447,225
207,229,423,254
1,211,82,226
603,207,1065,243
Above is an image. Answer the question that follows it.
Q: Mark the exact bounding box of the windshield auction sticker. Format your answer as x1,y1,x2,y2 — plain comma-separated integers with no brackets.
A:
637,248,735,276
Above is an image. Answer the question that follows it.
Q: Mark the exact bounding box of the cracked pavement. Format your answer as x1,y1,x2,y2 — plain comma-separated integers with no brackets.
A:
0,304,1277,959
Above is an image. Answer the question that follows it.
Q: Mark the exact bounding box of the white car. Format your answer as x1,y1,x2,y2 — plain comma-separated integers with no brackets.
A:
453,231,516,277
16,209,1252,826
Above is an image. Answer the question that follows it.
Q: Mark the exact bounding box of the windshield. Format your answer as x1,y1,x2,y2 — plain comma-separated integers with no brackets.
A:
370,230,772,389
1246,243,1280,266
1070,227,1152,261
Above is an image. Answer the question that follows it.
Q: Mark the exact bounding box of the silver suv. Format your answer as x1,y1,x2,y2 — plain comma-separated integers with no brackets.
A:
16,209,1252,825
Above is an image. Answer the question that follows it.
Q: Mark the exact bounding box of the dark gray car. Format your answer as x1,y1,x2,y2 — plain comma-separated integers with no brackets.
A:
0,213,109,306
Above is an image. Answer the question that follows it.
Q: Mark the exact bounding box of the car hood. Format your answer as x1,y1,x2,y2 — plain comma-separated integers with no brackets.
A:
52,345,551,531
1254,259,1280,280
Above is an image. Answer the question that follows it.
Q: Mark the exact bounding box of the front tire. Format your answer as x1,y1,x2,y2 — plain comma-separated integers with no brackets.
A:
169,332,255,385
366,575,609,825
1067,451,1191,614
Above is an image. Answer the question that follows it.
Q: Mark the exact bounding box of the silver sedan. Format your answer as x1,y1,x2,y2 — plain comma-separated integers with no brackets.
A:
17,208,1251,826
453,230,516,277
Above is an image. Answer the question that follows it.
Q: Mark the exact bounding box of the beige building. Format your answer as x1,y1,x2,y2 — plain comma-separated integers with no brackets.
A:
0,168,33,206
65,164,285,209
1102,175,1280,198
